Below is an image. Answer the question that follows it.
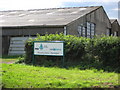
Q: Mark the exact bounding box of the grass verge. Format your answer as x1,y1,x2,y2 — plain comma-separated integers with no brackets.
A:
0,56,22,63
2,63,119,88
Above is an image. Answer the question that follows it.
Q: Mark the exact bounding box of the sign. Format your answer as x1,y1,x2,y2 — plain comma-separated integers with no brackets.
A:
34,41,64,56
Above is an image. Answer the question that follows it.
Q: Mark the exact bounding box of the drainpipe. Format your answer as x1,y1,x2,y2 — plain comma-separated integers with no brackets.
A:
85,15,87,37
64,26,67,35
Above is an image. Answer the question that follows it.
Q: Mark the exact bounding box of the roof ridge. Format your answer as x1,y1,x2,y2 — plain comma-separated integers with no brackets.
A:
0,6,101,12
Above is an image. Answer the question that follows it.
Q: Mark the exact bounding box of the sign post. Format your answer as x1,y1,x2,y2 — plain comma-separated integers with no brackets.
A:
33,41,64,66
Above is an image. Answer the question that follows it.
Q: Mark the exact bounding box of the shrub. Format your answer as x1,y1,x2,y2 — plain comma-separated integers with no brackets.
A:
25,34,120,72
25,34,89,65
92,36,120,68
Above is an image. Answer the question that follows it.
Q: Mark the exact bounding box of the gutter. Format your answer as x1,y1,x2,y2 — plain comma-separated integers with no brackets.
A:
1,25,65,29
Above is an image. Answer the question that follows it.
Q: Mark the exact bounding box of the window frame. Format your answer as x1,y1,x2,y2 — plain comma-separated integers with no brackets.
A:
78,22,95,38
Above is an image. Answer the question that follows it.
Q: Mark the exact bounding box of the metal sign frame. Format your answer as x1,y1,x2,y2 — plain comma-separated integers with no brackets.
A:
32,41,65,66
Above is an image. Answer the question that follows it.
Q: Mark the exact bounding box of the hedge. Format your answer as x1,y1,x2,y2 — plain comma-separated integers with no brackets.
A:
25,34,120,72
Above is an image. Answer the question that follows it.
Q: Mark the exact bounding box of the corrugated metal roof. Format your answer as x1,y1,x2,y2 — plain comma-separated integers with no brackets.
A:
110,19,120,26
0,6,100,27
110,19,117,23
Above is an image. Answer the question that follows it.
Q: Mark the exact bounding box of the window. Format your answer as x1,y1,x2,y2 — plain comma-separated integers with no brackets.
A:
78,24,86,37
82,27,86,37
78,22,95,38
87,22,91,38
114,32,117,36
78,26,82,36
91,23,95,38
114,31,118,36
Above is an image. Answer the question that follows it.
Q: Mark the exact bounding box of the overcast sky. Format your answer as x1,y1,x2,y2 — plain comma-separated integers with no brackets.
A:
0,0,119,19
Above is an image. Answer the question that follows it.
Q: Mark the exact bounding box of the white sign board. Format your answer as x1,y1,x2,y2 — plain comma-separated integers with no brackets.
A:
34,41,64,56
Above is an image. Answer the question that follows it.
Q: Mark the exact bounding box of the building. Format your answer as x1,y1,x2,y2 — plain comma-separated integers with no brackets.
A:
0,6,111,55
110,19,120,36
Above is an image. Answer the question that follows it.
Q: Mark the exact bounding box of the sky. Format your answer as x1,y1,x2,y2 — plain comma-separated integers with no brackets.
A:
0,0,119,19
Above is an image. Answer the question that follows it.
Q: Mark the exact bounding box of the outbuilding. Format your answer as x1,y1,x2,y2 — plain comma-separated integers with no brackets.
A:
1,6,111,55
110,19,120,36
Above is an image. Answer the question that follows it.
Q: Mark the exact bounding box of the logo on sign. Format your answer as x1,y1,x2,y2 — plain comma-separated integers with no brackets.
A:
50,48,61,51
39,44,43,50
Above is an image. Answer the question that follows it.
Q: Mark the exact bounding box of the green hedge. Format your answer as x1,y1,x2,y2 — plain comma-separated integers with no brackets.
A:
25,34,120,72
92,36,120,68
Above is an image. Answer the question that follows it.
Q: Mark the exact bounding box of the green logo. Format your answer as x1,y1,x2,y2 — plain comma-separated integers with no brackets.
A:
39,44,43,50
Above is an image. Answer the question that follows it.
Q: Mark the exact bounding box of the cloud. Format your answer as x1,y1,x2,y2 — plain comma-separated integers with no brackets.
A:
112,8,120,11
0,0,119,10
0,0,62,10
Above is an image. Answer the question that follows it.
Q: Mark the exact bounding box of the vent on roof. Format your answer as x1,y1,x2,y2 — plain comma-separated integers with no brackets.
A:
29,10,42,13
58,9,64,11
19,14,26,17
46,12,55,15
79,8,86,11
71,11,79,14
0,20,5,23
28,19,35,22
29,10,37,13
0,15,5,17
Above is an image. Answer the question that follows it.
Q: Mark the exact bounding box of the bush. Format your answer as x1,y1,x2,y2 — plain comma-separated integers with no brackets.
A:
25,34,90,64
92,36,120,68
25,34,120,72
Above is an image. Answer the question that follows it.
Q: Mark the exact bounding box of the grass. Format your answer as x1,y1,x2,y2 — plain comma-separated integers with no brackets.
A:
2,63,119,88
0,56,22,63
